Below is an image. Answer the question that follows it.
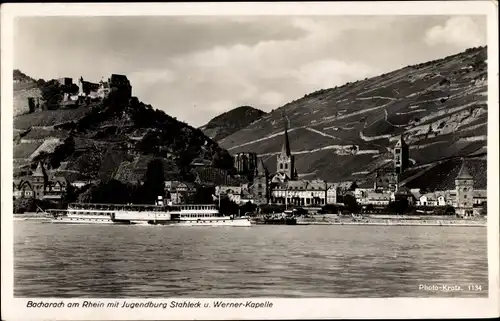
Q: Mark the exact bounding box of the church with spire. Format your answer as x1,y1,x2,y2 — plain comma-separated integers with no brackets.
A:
241,120,332,207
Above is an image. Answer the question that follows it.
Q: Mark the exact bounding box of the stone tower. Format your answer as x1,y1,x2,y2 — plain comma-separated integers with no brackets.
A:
78,76,85,96
455,160,474,217
32,162,47,199
252,158,269,205
276,123,296,179
394,135,409,174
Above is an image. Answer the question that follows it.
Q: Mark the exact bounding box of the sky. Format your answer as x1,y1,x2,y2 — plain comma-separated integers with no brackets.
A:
14,15,486,127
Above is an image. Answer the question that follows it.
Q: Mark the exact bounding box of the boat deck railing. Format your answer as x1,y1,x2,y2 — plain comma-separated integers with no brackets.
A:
67,203,218,212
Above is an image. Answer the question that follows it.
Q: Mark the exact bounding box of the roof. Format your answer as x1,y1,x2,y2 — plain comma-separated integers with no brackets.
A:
255,158,268,175
457,161,473,179
365,191,392,200
473,189,487,198
32,162,47,177
394,134,407,148
241,189,254,199
286,180,308,190
421,193,438,201
192,167,240,186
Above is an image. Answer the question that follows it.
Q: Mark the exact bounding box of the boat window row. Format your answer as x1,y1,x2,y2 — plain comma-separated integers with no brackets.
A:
179,205,216,211
68,211,112,216
68,203,217,212
181,213,216,218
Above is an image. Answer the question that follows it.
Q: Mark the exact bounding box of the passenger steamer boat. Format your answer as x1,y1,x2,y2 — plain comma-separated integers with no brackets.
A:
48,197,251,227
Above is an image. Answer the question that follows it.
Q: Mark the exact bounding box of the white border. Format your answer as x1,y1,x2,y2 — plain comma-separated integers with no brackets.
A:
1,2,499,320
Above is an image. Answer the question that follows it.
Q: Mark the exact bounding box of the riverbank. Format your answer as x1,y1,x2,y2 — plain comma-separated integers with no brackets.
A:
13,212,51,220
296,214,486,227
296,220,486,227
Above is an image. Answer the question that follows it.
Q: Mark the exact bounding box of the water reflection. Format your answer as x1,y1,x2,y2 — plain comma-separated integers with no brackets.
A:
14,222,488,298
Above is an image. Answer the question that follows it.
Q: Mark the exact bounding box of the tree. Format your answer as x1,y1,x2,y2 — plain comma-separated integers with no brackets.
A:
141,159,166,204
239,202,257,216
218,196,239,216
387,198,409,214
343,193,360,213
40,80,63,109
91,180,131,204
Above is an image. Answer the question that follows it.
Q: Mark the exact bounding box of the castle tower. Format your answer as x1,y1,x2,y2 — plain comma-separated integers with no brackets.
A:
276,123,296,180
394,134,409,174
455,160,474,217
252,158,269,205
32,162,47,199
78,76,85,96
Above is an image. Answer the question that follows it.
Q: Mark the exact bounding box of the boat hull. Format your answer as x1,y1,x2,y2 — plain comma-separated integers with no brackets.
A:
152,218,251,227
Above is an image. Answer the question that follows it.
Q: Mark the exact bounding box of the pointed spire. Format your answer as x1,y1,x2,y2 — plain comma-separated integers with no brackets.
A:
457,159,472,179
33,162,45,176
255,158,267,175
281,121,291,156
395,134,407,148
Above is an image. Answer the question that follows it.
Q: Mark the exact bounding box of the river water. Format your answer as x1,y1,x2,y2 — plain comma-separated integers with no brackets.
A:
14,220,488,297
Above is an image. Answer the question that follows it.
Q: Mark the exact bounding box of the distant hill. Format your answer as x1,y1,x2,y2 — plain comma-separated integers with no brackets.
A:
13,73,235,189
200,106,266,142
13,69,36,83
220,46,488,190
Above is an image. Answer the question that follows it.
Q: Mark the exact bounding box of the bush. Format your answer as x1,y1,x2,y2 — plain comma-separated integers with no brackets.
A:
239,202,257,216
13,198,36,214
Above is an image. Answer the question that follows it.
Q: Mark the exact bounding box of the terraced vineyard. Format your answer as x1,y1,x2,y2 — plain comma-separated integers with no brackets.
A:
220,47,488,188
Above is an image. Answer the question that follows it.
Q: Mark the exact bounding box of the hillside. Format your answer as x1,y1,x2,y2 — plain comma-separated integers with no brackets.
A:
13,76,234,188
220,47,488,190
13,69,42,116
200,106,266,142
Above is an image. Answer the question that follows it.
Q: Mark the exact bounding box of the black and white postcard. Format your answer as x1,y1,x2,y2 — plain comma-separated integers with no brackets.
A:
1,1,499,320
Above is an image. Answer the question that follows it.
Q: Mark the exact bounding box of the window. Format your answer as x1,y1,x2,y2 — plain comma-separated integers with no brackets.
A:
285,164,288,169
258,184,262,188
279,163,283,169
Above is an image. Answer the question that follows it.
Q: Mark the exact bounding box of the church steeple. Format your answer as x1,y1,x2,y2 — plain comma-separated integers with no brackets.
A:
276,120,296,180
394,134,409,174
281,123,291,157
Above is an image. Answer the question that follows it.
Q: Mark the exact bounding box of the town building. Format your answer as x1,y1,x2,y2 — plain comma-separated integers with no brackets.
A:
13,162,68,200
357,190,392,207
164,181,196,205
270,179,328,207
97,79,111,99
250,159,269,205
454,161,474,217
57,77,73,87
77,76,100,97
215,186,242,204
